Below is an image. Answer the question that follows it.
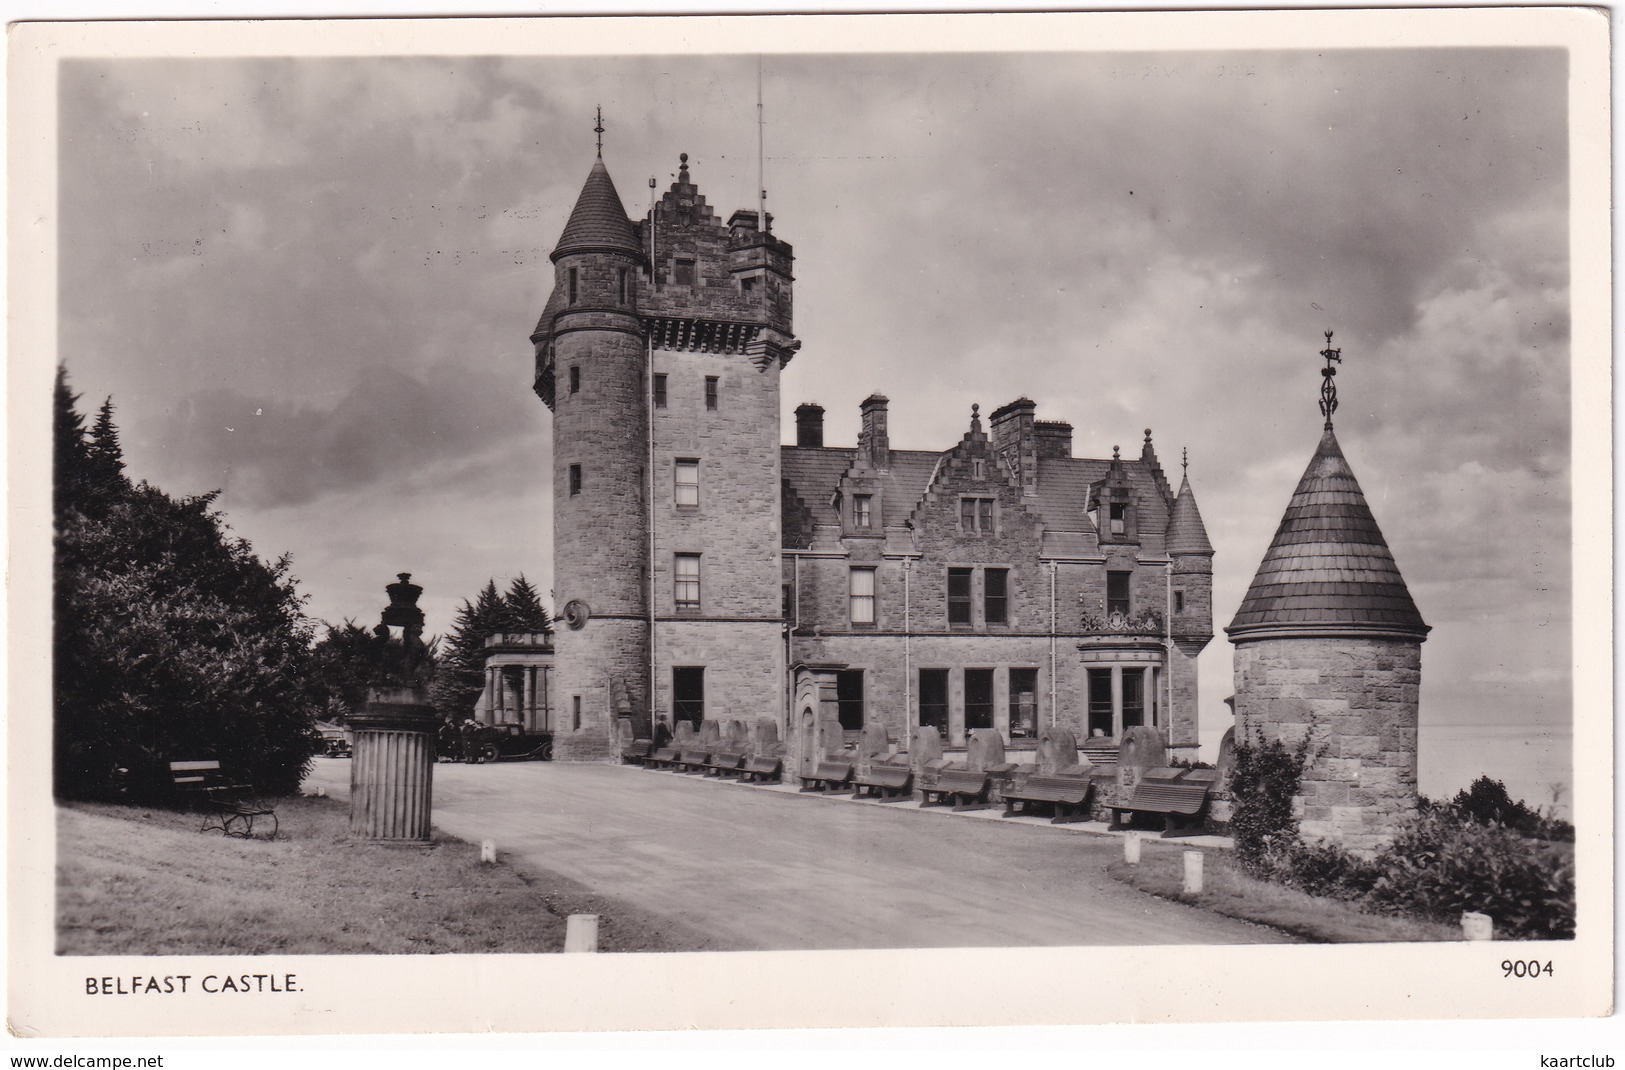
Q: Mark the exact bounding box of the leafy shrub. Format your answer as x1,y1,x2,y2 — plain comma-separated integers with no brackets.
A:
1227,736,1311,870
1363,809,1575,939
1448,776,1574,842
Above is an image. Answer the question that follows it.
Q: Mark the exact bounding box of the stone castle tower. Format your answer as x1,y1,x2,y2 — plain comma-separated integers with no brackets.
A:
531,143,798,759
1225,340,1428,853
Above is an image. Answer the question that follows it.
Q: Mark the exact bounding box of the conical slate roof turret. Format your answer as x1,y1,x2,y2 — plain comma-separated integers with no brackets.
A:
1165,476,1214,556
551,157,642,262
1226,427,1428,641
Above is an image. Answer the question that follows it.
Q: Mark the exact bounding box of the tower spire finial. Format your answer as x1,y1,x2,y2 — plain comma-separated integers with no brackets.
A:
594,106,604,157
1182,447,1188,476
1318,329,1342,430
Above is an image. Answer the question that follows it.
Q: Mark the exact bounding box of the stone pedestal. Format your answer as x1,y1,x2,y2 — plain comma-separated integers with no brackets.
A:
349,687,437,843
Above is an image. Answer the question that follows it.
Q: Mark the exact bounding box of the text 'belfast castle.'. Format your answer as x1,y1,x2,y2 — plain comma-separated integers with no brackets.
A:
528,134,1429,853
530,142,1215,765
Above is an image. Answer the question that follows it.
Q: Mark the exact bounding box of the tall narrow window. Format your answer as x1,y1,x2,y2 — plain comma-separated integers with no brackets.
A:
674,554,701,610
1009,668,1039,739
849,567,876,626
568,464,582,496
675,259,696,286
947,568,973,626
653,373,667,409
1122,671,1145,729
704,376,719,411
618,267,628,305
572,694,582,731
853,494,873,529
568,267,579,304
1088,668,1115,738
1107,570,1131,617
965,669,994,731
985,568,1009,625
1109,501,1127,536
569,365,580,395
836,669,865,730
674,459,700,507
672,667,704,725
919,669,949,733
1174,590,1185,613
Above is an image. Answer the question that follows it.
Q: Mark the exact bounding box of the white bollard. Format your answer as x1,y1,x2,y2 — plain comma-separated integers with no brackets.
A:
1182,850,1204,895
1461,912,1494,941
1123,832,1141,865
480,839,497,864
564,914,600,953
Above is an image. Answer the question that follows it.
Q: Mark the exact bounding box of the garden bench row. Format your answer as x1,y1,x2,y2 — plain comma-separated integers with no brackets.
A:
627,741,785,783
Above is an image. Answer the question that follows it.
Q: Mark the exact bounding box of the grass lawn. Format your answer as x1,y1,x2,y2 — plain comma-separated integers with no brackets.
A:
1109,844,1463,943
57,796,719,955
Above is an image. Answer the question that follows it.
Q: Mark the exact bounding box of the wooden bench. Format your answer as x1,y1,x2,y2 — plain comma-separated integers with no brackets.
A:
1001,772,1093,824
620,740,653,765
800,760,854,793
852,761,914,802
169,760,278,839
675,748,714,774
1114,768,1218,833
703,750,747,778
740,754,783,783
643,747,680,771
920,768,993,810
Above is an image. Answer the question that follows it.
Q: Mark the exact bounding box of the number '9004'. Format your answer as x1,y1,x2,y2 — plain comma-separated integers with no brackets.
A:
1503,960,1553,978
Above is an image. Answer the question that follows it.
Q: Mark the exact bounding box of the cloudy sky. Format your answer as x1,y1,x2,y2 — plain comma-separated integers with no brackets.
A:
50,35,1577,797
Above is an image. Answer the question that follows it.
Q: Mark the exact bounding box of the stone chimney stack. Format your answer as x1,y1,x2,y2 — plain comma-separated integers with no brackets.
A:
989,397,1039,496
1034,420,1073,459
795,402,825,448
858,394,890,468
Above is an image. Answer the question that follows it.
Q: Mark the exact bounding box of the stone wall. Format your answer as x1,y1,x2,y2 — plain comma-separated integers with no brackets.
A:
1232,635,1422,853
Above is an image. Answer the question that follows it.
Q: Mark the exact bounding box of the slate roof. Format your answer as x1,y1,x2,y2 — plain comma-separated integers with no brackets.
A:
1227,427,1428,639
552,157,642,260
1165,477,1215,556
780,443,1176,547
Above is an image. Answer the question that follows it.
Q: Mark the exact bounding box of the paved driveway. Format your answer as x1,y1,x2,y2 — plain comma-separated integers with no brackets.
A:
303,759,1293,951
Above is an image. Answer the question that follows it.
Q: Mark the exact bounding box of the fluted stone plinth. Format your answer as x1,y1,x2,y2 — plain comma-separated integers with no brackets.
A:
349,688,437,843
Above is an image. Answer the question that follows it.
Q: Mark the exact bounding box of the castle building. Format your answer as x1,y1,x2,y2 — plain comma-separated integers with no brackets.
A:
531,142,1214,762
1225,337,1429,853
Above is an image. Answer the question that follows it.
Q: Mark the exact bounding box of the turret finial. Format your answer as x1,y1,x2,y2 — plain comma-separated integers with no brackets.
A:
1182,447,1188,476
1144,428,1153,443
594,106,604,157
1112,444,1120,461
679,152,690,183
1319,329,1342,430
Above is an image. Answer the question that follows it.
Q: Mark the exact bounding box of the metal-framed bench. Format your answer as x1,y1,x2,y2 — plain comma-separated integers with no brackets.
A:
740,753,783,783
1001,771,1093,824
920,768,993,810
800,760,854,793
169,760,278,839
1113,768,1218,833
620,739,653,765
852,761,913,802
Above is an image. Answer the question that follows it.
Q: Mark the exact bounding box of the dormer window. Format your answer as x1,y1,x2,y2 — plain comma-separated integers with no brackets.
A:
853,494,873,529
1110,502,1127,536
960,496,994,535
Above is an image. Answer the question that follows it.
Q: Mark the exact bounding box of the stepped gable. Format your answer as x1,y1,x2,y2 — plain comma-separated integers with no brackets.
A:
551,157,642,261
1227,427,1428,639
1165,476,1214,556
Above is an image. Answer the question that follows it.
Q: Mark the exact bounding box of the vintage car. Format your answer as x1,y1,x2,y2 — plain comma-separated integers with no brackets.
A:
463,721,554,763
315,720,352,758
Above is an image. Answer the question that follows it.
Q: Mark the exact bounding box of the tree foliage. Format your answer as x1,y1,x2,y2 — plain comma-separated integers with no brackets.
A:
428,576,552,722
1227,736,1311,870
54,367,327,801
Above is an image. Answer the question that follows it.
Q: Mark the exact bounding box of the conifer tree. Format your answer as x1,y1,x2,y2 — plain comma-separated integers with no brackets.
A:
503,574,553,635
429,580,512,722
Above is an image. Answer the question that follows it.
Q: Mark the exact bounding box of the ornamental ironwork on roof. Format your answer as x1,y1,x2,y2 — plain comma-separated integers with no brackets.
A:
1226,426,1428,641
